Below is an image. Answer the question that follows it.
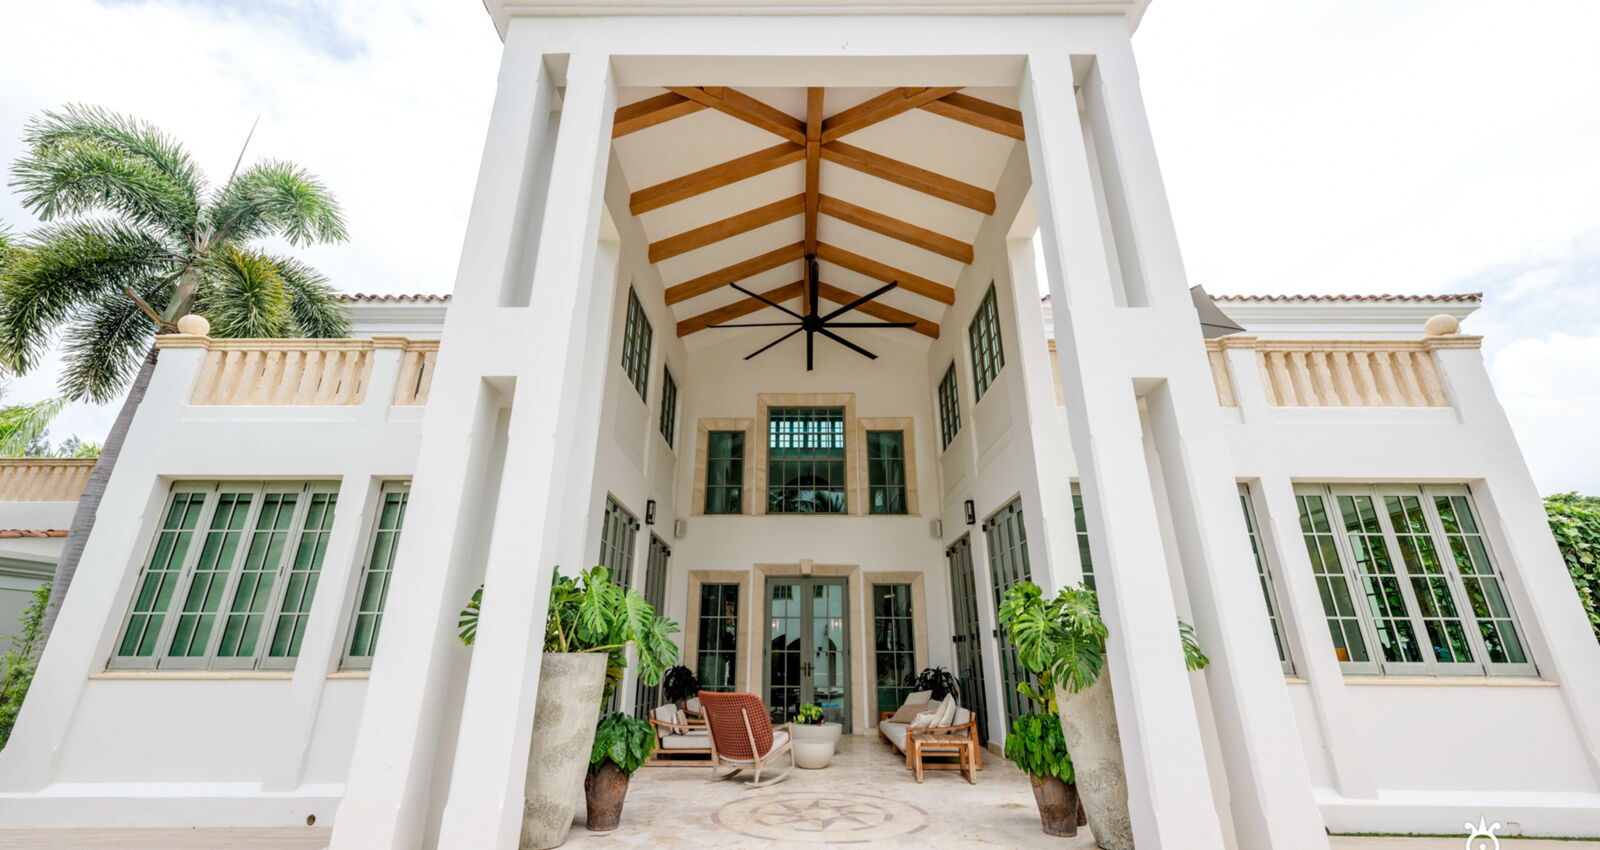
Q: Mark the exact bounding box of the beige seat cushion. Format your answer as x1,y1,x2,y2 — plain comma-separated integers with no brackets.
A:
652,704,683,735
952,706,971,727
658,729,711,750
878,719,909,751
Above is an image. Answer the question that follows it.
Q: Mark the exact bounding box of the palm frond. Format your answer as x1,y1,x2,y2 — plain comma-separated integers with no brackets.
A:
194,246,291,338
0,221,173,374
11,138,199,236
58,283,169,403
0,395,66,456
15,104,203,231
206,160,347,247
271,256,350,338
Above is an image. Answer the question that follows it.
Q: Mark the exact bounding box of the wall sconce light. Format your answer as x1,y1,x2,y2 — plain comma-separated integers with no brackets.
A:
645,499,657,525
964,500,976,526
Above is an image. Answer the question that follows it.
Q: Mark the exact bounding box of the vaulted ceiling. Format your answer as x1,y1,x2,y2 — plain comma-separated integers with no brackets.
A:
610,86,1024,347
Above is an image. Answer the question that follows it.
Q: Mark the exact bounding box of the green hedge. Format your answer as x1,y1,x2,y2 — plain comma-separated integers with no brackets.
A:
1545,493,1600,643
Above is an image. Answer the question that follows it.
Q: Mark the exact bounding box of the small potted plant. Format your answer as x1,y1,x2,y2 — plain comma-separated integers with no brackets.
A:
584,711,656,831
788,703,841,769
661,664,701,710
905,666,960,701
1005,713,1078,836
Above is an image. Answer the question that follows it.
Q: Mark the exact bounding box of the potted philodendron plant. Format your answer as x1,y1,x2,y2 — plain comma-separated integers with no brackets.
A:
584,711,655,831
458,566,679,850
788,703,841,769
1000,581,1209,850
905,666,960,701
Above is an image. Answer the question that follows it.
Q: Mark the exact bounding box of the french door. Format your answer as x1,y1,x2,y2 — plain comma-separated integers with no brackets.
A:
984,498,1034,732
765,576,851,731
946,535,992,745
632,535,671,717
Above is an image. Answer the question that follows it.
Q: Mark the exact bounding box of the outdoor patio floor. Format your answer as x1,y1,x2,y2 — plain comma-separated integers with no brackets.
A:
0,735,1593,848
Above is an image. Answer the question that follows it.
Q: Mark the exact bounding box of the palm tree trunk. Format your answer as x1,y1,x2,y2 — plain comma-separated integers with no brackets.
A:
32,344,161,658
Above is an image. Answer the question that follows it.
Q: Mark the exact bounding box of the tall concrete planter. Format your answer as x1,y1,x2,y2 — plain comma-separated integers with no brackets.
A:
521,653,609,850
1055,675,1132,850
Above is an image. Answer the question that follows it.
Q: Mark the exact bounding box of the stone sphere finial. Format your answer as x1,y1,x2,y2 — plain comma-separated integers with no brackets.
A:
176,314,211,336
1423,314,1459,337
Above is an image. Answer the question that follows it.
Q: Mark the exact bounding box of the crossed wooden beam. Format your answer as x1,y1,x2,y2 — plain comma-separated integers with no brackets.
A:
612,86,1025,339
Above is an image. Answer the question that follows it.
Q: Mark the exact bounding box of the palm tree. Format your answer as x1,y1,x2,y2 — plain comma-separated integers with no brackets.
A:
0,225,67,457
0,105,352,649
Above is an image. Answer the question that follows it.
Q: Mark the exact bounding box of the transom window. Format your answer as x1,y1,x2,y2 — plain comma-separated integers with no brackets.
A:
937,362,961,449
1294,484,1532,677
113,481,339,671
766,406,847,514
344,481,410,668
696,583,739,691
865,430,908,515
620,287,652,401
659,366,679,448
968,284,1005,400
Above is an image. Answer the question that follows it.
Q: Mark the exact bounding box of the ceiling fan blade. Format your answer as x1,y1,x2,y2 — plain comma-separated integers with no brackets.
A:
818,327,878,361
820,280,899,322
729,282,804,320
825,321,918,329
744,327,803,360
708,321,805,329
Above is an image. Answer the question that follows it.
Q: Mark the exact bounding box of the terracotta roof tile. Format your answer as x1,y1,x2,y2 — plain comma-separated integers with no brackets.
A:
339,293,452,303
0,529,68,538
1209,293,1482,303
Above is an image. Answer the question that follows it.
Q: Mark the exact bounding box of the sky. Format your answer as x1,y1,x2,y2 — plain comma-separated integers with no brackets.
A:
0,0,1597,493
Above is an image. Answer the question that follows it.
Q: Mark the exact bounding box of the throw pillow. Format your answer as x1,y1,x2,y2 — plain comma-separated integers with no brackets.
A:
673,707,689,735
903,690,932,706
935,696,959,729
890,701,929,723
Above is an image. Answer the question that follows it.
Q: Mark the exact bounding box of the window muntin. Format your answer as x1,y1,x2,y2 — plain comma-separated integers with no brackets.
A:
1239,484,1293,673
659,367,678,448
866,430,908,515
113,482,339,671
1295,484,1533,676
620,287,653,401
937,362,961,449
766,406,847,514
968,284,1005,400
696,583,739,691
598,497,639,589
1072,483,1094,591
704,431,745,515
344,481,409,668
872,583,916,713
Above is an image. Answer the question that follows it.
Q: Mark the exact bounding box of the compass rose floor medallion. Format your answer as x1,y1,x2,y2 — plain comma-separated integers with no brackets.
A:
712,791,930,843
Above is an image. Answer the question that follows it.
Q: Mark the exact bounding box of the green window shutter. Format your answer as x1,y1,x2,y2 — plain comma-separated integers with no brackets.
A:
345,483,410,666
704,431,745,515
866,430,907,515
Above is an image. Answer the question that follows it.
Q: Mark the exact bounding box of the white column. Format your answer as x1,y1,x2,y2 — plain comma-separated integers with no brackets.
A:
329,23,557,850
433,51,617,850
1021,50,1229,848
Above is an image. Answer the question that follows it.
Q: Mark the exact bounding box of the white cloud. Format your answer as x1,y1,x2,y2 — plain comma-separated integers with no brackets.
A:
1490,333,1600,495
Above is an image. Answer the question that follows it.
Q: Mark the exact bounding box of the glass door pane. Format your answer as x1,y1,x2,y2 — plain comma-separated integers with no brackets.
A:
765,576,850,732
767,581,803,726
946,536,991,744
811,581,848,727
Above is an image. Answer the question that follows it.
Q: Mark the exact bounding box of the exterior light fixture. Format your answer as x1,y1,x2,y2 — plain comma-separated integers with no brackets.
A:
964,500,976,526
645,499,657,525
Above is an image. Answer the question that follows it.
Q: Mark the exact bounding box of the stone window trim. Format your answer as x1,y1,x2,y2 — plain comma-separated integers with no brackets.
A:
865,571,930,723
692,418,756,517
857,418,920,517
684,570,755,693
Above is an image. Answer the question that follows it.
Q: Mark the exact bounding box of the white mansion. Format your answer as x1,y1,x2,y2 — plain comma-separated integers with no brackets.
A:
2,1,1598,848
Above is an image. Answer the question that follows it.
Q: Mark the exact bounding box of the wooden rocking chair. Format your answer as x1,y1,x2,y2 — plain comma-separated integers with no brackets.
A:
697,691,794,787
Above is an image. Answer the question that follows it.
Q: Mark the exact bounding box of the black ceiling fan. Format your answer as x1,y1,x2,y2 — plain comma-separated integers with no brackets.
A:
708,254,917,371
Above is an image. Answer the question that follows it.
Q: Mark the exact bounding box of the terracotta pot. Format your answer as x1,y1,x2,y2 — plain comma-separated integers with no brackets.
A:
584,762,631,831
1029,774,1080,837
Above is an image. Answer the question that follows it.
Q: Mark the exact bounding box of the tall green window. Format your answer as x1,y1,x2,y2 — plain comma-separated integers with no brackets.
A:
704,430,745,515
937,362,961,449
968,284,1005,400
345,481,410,667
598,497,638,589
872,583,916,713
984,498,1033,729
659,367,678,448
1072,483,1095,591
866,431,908,515
766,406,847,514
1294,484,1532,676
113,482,339,671
621,287,653,401
697,583,739,691
1238,484,1292,673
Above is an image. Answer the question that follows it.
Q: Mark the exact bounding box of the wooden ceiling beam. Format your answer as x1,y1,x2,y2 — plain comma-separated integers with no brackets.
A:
815,282,939,338
918,92,1025,140
664,242,807,305
612,92,708,138
820,141,995,214
804,88,824,254
819,195,973,264
648,194,805,263
676,280,806,336
666,86,806,144
815,243,955,305
629,142,804,216
820,87,963,143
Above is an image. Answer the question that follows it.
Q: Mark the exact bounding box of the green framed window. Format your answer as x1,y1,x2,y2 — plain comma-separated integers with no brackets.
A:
696,582,739,691
872,583,916,713
112,481,339,671
1072,483,1095,591
659,367,679,448
984,498,1033,729
598,497,638,589
704,430,745,515
937,362,961,449
1294,484,1533,676
621,287,653,401
766,406,846,514
866,430,908,515
968,284,1005,400
1238,484,1292,673
344,481,410,668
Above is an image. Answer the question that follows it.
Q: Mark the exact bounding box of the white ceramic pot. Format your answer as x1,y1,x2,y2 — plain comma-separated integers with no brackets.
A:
790,721,842,769
520,653,609,850
1056,674,1132,850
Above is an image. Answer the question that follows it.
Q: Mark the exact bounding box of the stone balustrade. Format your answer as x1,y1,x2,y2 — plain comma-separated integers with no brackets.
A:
154,336,439,406
0,458,96,501
1204,335,1481,408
